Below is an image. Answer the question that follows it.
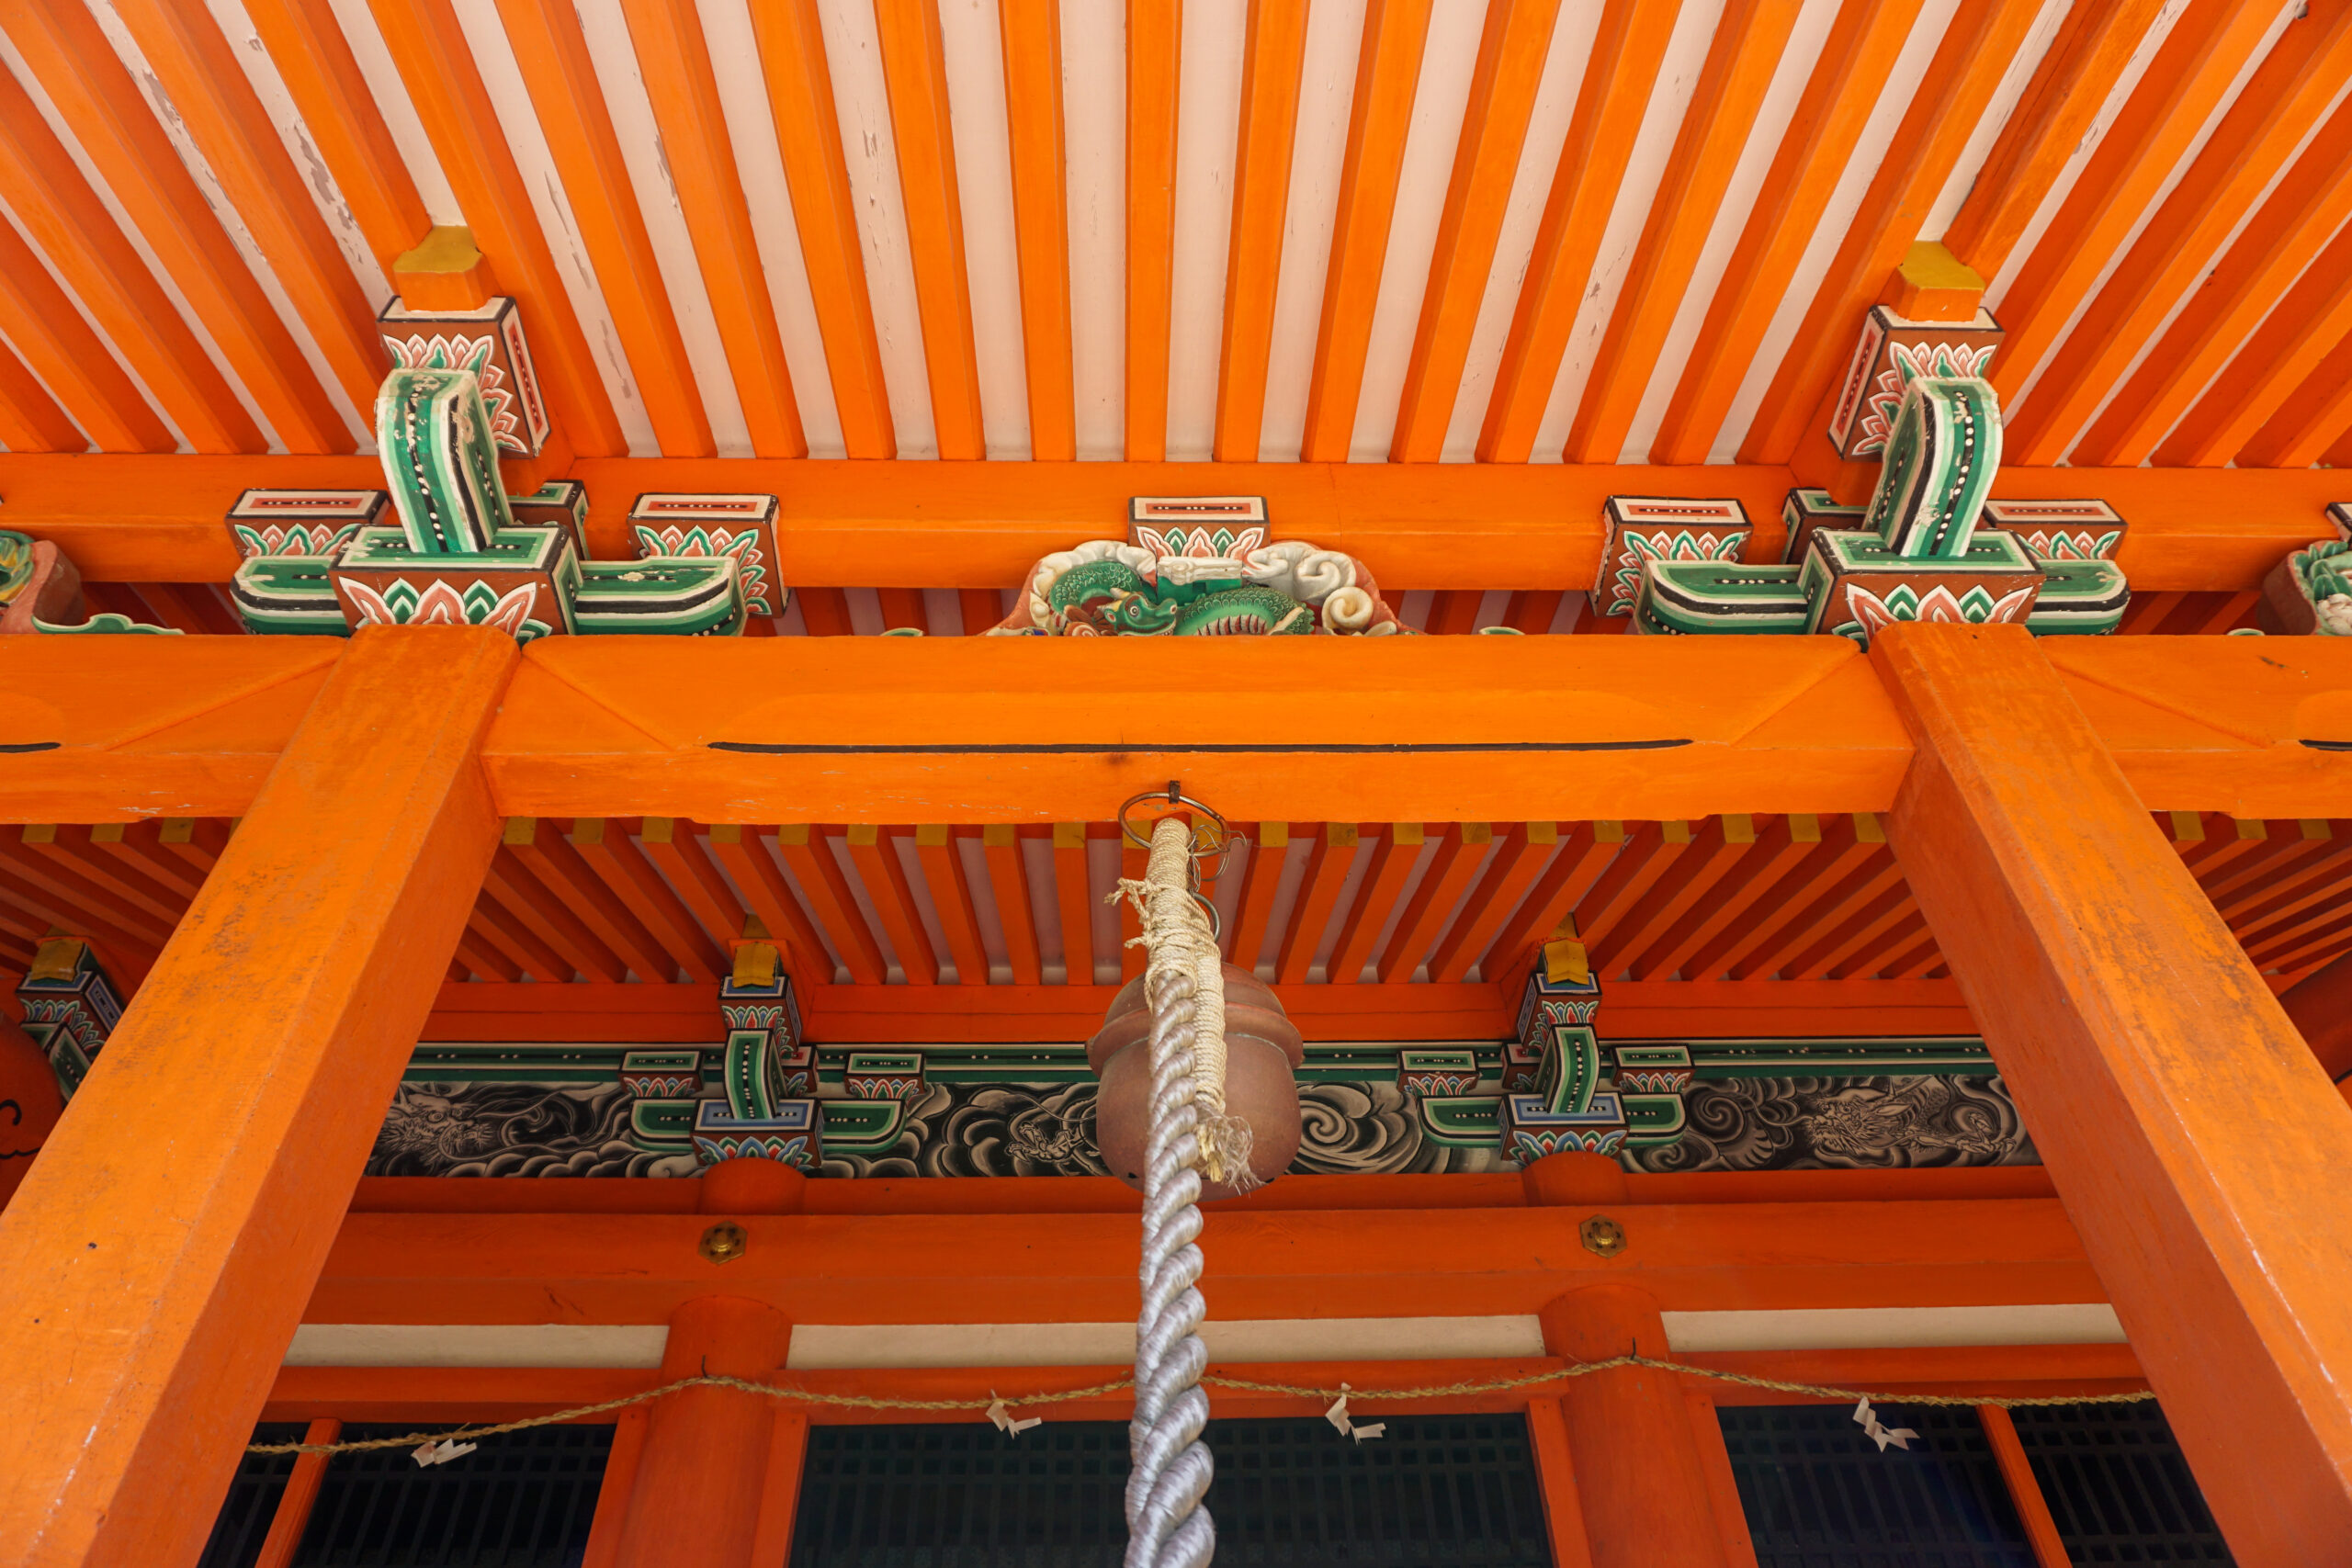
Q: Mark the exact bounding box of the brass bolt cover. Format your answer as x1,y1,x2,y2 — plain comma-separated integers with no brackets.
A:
699,1222,748,1264
1580,1214,1627,1258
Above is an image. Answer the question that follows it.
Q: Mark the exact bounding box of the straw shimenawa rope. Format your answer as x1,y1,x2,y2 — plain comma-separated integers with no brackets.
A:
1111,815,1232,1568
245,1356,2155,1458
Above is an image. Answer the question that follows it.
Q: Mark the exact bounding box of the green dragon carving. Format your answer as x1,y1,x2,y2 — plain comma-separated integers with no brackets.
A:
1045,559,1312,636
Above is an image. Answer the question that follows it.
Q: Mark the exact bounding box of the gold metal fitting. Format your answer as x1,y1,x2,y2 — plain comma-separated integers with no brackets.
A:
699,1222,748,1265
1579,1214,1627,1258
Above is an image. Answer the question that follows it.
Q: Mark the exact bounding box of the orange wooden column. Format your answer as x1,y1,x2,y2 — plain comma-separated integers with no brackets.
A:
1526,1152,1729,1568
0,626,517,1568
1871,622,2352,1562
612,1159,802,1568
1541,1283,1730,1568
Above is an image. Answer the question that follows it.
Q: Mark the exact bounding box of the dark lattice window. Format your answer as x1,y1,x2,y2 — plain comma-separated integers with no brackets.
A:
1717,1403,2036,1566
788,1415,1554,1568
2008,1404,2233,1563
291,1422,615,1567
199,1423,309,1568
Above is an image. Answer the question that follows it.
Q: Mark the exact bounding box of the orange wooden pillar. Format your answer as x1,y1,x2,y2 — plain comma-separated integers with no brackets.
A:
0,626,517,1568
611,1159,802,1568
1872,622,2352,1562
1525,1152,1729,1568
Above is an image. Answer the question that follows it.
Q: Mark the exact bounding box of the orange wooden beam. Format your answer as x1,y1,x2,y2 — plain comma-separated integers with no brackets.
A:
982,823,1044,986
571,818,727,983
1650,0,1924,467
2017,7,2352,465
1052,820,1094,983
1986,2,2280,427
1563,0,1803,464
776,825,887,986
1873,620,2352,1562
243,0,431,280
1387,0,1558,463
1737,0,2052,464
1300,0,1430,463
305,1193,2102,1328
481,844,628,982
1212,0,1311,462
493,0,714,458
874,0,986,459
367,0,627,456
620,0,808,458
704,825,832,984
0,627,514,1567
109,0,388,420
1000,0,1077,462
1124,0,1180,460
914,823,989,986
1479,0,1681,464
1274,822,1355,985
1429,821,1554,983
748,0,896,458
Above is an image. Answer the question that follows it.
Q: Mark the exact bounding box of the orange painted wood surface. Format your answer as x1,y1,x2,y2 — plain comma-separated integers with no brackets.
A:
611,1296,791,1568
578,1407,650,1568
750,1412,813,1567
304,1195,2101,1325
0,626,516,1568
250,1419,341,1568
1871,622,2352,1562
1524,1397,1599,1568
1301,0,1431,463
1125,0,1180,459
1000,0,1076,462
1979,1404,2071,1568
1543,1284,1730,1568
17,452,2341,593
1212,0,1311,461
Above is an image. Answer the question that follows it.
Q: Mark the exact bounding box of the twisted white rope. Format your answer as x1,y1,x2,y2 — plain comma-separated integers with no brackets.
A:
1119,816,1227,1568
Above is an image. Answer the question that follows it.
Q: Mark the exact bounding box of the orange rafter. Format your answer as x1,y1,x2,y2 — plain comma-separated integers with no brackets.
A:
453,928,521,983
1000,0,1076,461
1300,0,1430,463
0,216,167,451
1564,0,1803,463
1740,0,2041,463
1325,822,1421,985
1477,0,1680,463
2173,214,2352,468
1574,820,1689,966
110,0,388,417
1987,1,2282,426
982,825,1044,986
619,0,807,457
1428,822,1555,983
1212,0,1311,461
874,0,986,459
20,827,184,929
481,843,626,983
3,1,347,453
2028,9,2352,466
1052,822,1093,984
637,819,748,956
776,825,888,986
1125,0,1180,460
243,0,430,279
1275,823,1356,986
846,825,936,986
1791,880,1918,980
748,0,895,458
876,588,927,634
571,818,727,983
1628,813,1814,980
1387,0,1558,463
494,0,713,458
1650,0,1924,466
0,341,80,453
467,890,573,984
509,818,677,982
1487,820,1622,978
1687,814,1875,978
1225,822,1288,972
0,43,263,452
703,825,832,983
367,0,625,455
1940,0,2172,279
1593,815,1756,976
1379,822,1493,984
1729,821,1902,981
85,822,204,904
914,824,989,986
